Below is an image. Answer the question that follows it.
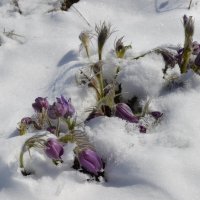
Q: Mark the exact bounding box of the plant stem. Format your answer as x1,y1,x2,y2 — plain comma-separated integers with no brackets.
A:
98,48,102,61
188,0,193,9
47,117,52,127
180,48,192,73
59,133,74,143
97,69,104,99
72,5,91,27
56,118,60,137
19,151,24,169
85,45,90,58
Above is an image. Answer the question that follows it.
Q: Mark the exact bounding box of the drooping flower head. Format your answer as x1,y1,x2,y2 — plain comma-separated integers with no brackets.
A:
78,148,103,175
44,138,64,161
79,31,92,58
32,97,49,112
21,117,32,125
115,103,139,123
95,22,113,60
47,95,75,119
18,117,33,135
115,36,132,58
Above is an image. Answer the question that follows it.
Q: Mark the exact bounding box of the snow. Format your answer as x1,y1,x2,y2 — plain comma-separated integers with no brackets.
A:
1,0,200,200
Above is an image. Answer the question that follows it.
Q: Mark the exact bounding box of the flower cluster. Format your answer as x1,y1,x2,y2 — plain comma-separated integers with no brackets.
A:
18,95,75,136
19,21,166,182
19,96,105,181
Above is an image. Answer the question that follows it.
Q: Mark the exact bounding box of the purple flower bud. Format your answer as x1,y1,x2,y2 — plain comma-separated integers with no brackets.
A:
46,126,57,134
139,125,147,133
115,103,139,123
151,111,163,120
21,117,32,125
32,97,49,112
47,96,75,119
78,148,103,175
45,138,64,160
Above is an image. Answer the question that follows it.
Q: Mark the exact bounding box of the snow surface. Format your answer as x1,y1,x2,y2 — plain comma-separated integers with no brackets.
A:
1,0,200,200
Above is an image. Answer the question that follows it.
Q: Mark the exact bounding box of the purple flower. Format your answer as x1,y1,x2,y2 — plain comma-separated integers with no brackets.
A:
46,126,57,134
78,148,103,175
139,125,147,133
115,103,139,123
57,96,75,118
151,111,163,120
47,96,75,119
47,102,65,119
32,97,49,112
44,138,64,160
21,117,32,125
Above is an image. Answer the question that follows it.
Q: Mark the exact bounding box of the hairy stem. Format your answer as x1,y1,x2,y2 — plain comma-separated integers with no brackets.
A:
56,118,60,137
72,5,91,27
19,151,24,169
188,0,193,9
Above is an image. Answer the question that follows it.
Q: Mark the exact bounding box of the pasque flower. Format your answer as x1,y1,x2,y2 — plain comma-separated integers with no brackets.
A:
78,148,103,175
47,95,75,119
115,103,139,123
32,97,49,112
21,117,32,125
57,95,75,118
45,138,64,160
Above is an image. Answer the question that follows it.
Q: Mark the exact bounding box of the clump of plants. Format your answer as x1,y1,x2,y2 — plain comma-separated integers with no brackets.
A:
19,96,105,181
18,21,163,182
133,15,200,90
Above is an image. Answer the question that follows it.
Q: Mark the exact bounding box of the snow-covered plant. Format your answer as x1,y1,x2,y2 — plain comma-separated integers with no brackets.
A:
76,23,164,133
95,22,113,60
79,31,92,58
133,15,200,80
20,130,105,181
18,21,166,181
180,15,194,73
114,37,132,59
